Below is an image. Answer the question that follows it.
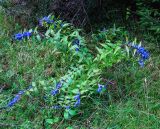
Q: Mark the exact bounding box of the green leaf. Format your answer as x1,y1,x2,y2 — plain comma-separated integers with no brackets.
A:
114,46,121,54
64,112,70,120
39,80,45,86
45,29,51,37
32,82,36,87
54,30,61,40
125,45,130,57
46,117,60,124
6,70,15,78
53,117,60,123
71,89,79,94
36,35,41,41
62,23,70,28
46,119,54,124
69,110,77,116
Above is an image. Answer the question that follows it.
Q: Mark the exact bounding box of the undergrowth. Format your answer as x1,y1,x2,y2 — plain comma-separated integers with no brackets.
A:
0,10,159,129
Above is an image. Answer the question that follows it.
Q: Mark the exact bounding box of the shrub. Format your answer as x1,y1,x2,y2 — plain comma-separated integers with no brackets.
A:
0,15,150,122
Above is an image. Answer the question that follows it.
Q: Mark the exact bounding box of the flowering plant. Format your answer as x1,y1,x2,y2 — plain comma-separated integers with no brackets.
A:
3,15,150,120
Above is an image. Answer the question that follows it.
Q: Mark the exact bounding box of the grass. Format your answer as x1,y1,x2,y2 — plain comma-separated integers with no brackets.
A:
0,10,160,129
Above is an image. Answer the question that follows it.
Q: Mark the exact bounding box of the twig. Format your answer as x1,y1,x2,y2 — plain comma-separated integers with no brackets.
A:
56,119,64,129
0,86,5,93
81,1,93,33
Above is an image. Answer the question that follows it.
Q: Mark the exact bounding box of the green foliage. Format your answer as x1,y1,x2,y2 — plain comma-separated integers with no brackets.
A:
0,12,159,129
24,16,128,118
0,15,130,124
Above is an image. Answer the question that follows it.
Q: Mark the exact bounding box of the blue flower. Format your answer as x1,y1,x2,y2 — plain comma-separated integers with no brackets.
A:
75,48,79,52
72,39,80,46
56,82,62,89
14,33,23,40
7,95,21,107
72,39,80,52
7,90,25,107
74,99,80,107
51,89,59,96
97,84,105,93
39,20,43,26
74,93,81,107
39,16,54,26
74,93,80,100
51,80,64,96
130,43,150,67
14,31,32,41
7,86,32,108
23,32,32,38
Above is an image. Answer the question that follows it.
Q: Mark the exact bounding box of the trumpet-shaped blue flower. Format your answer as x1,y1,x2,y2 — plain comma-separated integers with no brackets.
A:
51,89,59,96
56,82,62,89
130,43,150,67
7,90,25,107
51,80,64,96
74,93,80,100
72,39,80,46
14,31,32,40
72,39,80,52
7,95,21,107
14,33,23,40
74,93,81,107
23,32,32,37
97,84,105,93
39,16,54,26
74,99,80,107
75,48,79,52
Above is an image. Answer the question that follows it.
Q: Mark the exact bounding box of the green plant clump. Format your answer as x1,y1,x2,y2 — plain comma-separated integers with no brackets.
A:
0,14,155,129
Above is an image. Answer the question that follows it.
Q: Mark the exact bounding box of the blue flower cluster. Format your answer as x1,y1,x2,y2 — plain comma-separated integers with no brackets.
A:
72,39,80,52
7,86,32,107
51,81,63,96
97,84,107,93
74,93,80,107
14,31,32,40
14,15,65,41
130,44,150,67
7,90,25,107
39,16,54,26
14,16,55,41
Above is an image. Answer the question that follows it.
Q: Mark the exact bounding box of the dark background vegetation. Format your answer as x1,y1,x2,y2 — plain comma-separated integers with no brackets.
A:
1,0,159,41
